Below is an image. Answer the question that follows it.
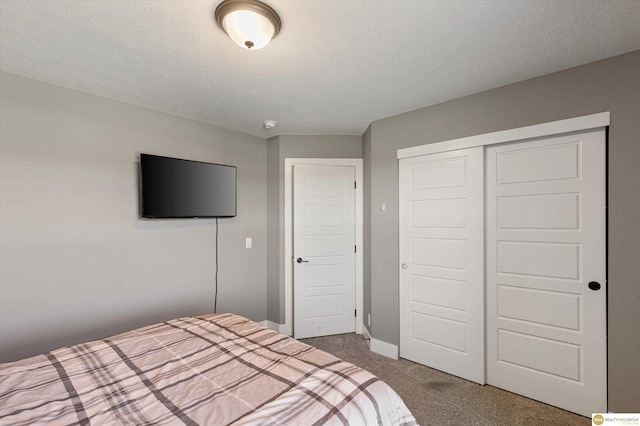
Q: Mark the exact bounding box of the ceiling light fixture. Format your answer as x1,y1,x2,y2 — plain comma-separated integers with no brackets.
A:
214,0,281,50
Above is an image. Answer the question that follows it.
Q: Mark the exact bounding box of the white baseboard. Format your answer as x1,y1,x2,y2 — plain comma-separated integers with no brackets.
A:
370,337,399,360
263,320,393,359
259,320,288,335
259,320,278,331
280,324,292,336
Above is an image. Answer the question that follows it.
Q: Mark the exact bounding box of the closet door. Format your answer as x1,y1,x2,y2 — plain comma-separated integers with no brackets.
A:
399,147,484,384
486,129,606,416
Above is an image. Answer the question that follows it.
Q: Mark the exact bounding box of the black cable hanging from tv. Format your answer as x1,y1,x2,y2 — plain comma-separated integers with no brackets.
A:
214,217,219,313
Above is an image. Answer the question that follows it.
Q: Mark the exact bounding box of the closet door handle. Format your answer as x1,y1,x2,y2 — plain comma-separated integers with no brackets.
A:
588,281,601,291
296,257,309,264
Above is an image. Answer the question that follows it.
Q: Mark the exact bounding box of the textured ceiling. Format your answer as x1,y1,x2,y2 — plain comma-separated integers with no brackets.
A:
1,0,639,138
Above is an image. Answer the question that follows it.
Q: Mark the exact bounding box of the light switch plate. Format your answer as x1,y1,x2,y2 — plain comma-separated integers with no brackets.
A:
245,238,252,248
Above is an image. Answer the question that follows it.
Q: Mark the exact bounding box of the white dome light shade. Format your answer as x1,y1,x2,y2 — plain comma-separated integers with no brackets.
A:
215,0,281,50
222,10,275,49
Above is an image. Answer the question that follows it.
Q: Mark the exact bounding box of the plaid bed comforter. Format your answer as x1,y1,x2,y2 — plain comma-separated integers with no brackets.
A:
0,314,417,425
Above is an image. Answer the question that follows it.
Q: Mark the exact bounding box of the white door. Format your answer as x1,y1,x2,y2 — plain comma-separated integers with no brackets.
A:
293,164,356,339
399,147,485,384
486,129,607,416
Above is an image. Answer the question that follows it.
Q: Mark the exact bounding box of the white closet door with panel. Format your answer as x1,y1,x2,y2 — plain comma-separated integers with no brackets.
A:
399,147,485,384
486,129,607,416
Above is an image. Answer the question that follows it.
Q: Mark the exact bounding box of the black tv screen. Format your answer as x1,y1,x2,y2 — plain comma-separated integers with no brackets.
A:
140,154,237,218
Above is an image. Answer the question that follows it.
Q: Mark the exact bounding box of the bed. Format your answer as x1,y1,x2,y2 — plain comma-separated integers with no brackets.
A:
0,313,417,425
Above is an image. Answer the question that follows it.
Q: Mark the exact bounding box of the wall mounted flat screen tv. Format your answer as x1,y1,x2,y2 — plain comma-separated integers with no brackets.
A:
140,154,237,218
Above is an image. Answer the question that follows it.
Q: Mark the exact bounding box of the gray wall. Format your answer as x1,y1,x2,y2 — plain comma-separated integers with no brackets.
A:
365,50,640,411
0,72,267,362
266,135,362,323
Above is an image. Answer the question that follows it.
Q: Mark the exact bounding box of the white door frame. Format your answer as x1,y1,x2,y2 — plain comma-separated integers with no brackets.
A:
284,158,363,337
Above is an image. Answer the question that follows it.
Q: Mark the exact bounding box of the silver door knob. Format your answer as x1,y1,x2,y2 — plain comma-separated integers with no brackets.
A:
402,263,408,269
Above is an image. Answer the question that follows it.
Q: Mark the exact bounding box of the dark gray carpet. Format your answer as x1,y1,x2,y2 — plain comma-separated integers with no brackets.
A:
300,333,589,426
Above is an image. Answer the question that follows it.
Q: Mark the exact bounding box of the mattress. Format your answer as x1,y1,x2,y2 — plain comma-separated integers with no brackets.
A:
0,313,417,425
